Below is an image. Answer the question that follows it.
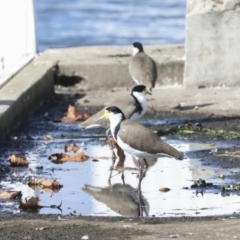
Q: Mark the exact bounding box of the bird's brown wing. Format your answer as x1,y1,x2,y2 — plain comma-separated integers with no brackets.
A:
129,53,158,89
118,120,183,159
81,96,137,129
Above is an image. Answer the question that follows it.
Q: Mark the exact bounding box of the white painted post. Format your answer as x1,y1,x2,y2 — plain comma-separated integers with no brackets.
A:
0,0,37,88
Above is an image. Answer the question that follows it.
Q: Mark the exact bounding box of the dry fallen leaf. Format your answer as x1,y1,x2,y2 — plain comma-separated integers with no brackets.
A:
61,105,82,122
20,197,41,209
159,187,171,192
48,149,89,164
220,174,225,179
0,190,22,199
44,135,53,141
64,143,80,153
9,154,29,167
61,105,91,122
48,153,70,163
28,178,62,189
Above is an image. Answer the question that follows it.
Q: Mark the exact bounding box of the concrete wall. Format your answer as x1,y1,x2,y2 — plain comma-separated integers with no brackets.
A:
184,0,240,87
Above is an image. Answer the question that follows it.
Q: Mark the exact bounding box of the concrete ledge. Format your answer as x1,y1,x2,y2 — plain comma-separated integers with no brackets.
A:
77,87,240,117
0,59,54,141
39,45,184,89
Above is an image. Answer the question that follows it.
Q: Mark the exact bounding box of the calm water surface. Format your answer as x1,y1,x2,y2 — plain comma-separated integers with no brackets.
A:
35,0,186,51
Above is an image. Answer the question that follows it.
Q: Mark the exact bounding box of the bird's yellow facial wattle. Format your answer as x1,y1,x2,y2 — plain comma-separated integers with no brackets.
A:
100,110,110,119
145,88,152,95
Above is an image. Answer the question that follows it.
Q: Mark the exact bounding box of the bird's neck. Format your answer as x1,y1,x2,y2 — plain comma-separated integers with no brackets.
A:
109,113,124,140
131,92,147,115
132,47,142,56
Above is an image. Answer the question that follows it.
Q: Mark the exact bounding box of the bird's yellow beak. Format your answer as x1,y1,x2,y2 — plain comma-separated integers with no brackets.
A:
145,88,152,95
100,110,110,119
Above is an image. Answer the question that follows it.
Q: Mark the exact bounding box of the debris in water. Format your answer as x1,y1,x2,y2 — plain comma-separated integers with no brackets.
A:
0,190,22,199
20,197,42,209
48,149,89,164
9,154,29,167
191,179,213,188
64,143,80,153
61,105,91,122
159,187,171,193
28,178,63,189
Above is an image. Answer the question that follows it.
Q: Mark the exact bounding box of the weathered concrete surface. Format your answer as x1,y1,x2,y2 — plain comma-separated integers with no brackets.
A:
39,45,184,89
77,86,240,117
184,0,240,87
0,58,54,141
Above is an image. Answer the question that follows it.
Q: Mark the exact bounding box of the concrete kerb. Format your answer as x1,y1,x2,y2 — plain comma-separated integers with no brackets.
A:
0,59,54,142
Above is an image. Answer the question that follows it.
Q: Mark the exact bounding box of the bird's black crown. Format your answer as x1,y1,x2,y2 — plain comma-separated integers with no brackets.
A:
133,42,143,52
131,85,146,93
106,106,124,115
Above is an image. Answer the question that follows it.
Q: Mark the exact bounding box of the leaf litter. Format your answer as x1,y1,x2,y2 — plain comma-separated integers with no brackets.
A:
20,197,62,211
28,178,63,189
61,105,91,122
0,190,22,200
9,154,29,167
48,149,90,164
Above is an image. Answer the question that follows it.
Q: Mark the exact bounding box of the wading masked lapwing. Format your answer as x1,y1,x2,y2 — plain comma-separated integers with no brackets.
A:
81,85,151,129
101,106,184,195
129,42,158,91
81,85,151,184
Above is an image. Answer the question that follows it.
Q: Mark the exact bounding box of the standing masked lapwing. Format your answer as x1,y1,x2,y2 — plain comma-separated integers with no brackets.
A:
80,85,151,130
129,42,158,91
101,106,184,196
81,85,151,184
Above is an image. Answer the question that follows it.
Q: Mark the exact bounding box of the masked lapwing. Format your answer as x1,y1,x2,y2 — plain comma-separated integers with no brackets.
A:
81,85,151,184
101,106,184,194
81,85,151,130
129,42,158,91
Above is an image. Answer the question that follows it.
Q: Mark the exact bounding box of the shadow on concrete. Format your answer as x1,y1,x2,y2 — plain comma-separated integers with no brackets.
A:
55,75,86,87
0,100,14,106
173,103,214,111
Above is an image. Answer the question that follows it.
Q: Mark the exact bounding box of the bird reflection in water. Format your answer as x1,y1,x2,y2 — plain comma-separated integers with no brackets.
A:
83,183,149,217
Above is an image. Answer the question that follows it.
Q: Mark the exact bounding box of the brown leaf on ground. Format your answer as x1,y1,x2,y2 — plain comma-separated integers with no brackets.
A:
29,185,61,194
61,105,82,122
48,149,89,164
20,197,42,209
220,174,225,179
9,154,29,167
0,190,22,199
64,143,80,153
61,105,92,122
44,135,54,141
48,153,70,163
159,187,171,192
28,178,62,189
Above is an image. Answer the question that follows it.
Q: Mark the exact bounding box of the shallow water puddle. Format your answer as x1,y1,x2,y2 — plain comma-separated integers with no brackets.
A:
1,136,240,217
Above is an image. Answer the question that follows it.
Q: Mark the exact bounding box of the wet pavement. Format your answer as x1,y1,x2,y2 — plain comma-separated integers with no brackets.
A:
1,93,240,218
